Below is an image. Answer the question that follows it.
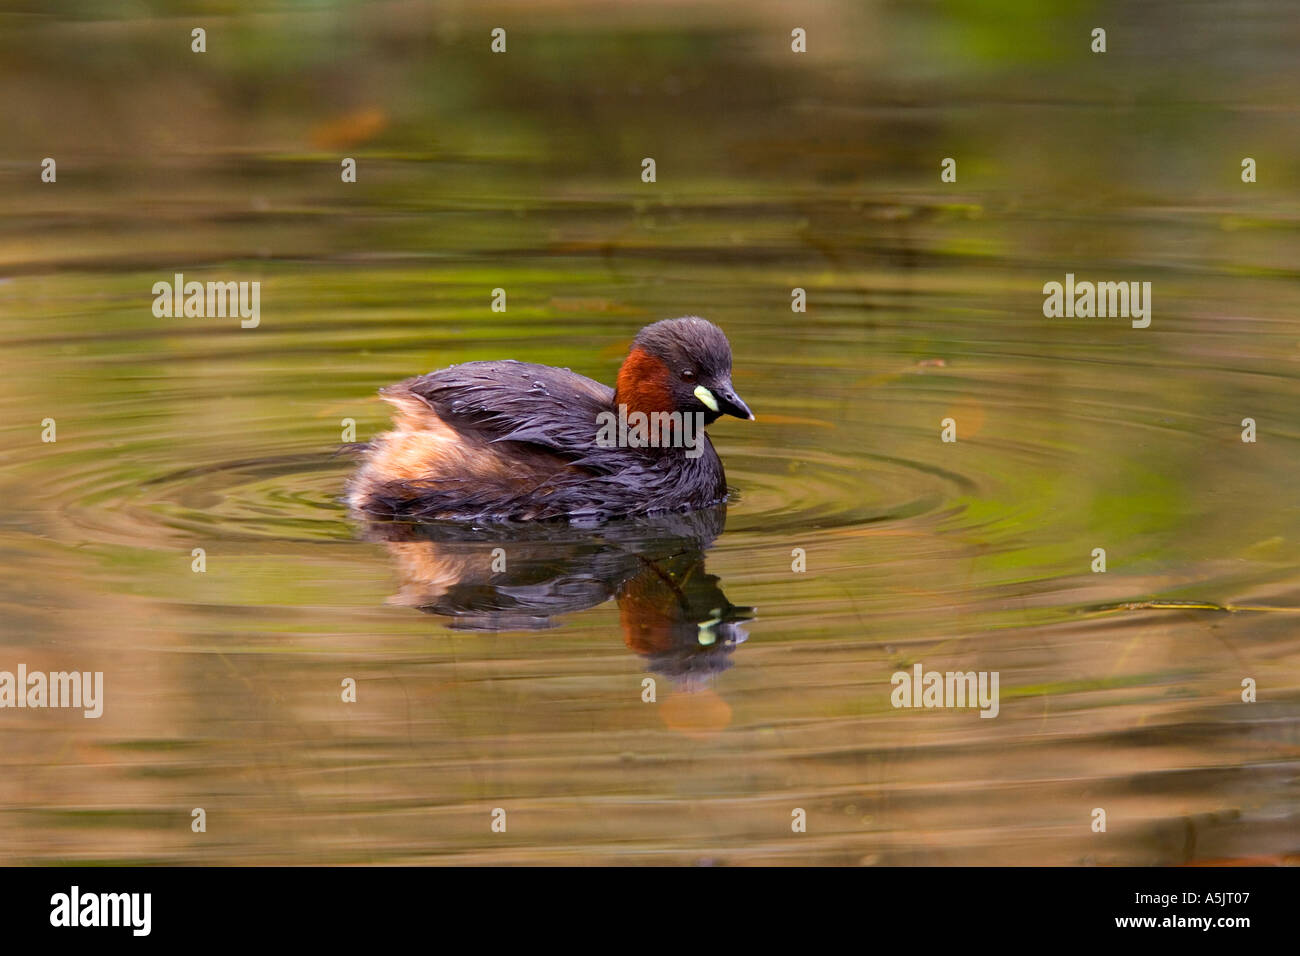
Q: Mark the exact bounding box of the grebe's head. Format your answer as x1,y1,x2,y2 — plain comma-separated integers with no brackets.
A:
615,316,754,425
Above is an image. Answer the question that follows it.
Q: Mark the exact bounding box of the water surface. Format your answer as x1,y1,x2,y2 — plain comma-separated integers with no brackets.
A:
1,1,1299,865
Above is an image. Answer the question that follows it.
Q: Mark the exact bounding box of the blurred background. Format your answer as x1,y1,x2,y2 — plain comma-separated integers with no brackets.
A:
1,0,1298,864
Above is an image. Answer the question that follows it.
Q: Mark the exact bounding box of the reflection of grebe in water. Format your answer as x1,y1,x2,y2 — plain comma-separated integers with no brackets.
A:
358,506,753,687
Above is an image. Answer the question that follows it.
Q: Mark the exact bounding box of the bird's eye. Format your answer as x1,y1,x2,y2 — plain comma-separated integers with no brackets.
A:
681,369,697,382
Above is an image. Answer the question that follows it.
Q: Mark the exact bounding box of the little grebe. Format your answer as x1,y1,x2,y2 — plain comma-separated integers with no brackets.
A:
347,316,754,522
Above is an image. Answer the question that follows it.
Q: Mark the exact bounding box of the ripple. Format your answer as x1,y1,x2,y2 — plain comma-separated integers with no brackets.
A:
45,451,357,546
43,435,983,550
723,445,976,534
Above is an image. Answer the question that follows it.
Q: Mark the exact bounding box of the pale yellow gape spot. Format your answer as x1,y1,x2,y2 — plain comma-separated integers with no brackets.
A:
693,384,719,412
697,608,724,645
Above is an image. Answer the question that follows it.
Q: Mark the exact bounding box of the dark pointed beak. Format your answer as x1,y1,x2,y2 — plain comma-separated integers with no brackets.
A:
715,382,754,421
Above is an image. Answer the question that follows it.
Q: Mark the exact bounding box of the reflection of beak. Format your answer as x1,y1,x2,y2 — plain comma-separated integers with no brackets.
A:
709,380,754,421
697,604,756,644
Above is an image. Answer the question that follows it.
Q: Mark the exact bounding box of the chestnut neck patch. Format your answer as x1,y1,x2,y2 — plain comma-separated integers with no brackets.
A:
615,346,675,415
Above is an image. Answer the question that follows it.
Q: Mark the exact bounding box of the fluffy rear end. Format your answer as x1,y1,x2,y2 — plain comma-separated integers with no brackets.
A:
346,381,570,520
